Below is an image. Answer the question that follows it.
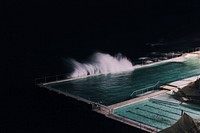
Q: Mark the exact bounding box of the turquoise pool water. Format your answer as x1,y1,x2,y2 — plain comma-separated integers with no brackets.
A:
114,93,200,130
47,55,200,105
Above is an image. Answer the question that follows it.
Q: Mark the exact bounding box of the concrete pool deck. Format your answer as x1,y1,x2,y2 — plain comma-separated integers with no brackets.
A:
160,76,199,92
108,90,168,110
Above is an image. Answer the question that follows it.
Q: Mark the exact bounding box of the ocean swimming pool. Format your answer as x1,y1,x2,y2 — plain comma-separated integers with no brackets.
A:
46,54,200,105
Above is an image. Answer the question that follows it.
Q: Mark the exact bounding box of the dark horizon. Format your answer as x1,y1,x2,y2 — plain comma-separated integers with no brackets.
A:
3,0,200,132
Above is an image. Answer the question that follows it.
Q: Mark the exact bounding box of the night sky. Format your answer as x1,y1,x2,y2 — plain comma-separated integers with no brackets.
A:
3,0,200,132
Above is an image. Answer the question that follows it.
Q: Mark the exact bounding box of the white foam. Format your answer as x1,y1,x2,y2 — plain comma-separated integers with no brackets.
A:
69,52,134,78
68,52,190,78
183,53,199,58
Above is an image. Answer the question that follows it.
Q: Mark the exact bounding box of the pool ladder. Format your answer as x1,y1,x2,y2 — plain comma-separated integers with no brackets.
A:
130,81,160,97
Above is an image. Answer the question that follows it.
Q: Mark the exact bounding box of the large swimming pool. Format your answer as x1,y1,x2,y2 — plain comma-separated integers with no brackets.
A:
46,54,200,105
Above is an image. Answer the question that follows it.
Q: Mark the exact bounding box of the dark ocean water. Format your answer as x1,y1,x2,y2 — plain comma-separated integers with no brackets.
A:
3,0,200,132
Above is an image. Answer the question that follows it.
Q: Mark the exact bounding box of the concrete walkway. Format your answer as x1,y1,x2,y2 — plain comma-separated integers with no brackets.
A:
108,90,168,110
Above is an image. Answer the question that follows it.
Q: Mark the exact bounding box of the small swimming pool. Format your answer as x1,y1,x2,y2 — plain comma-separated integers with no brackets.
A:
114,93,200,130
